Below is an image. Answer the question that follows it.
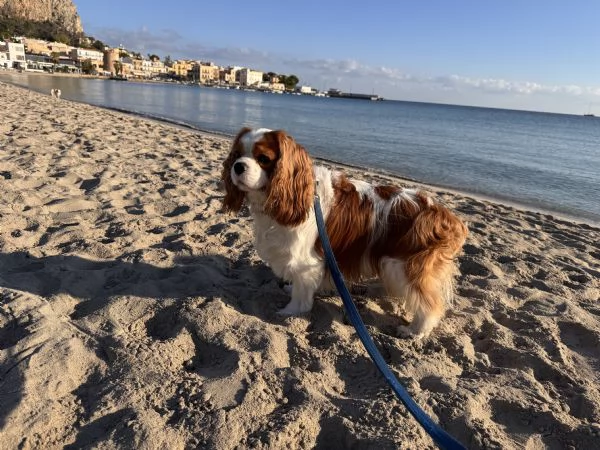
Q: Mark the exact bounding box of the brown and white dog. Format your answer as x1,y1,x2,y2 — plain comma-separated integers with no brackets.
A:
222,127,468,338
50,88,61,100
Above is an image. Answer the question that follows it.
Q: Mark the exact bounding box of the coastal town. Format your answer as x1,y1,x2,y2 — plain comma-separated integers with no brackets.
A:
0,36,383,99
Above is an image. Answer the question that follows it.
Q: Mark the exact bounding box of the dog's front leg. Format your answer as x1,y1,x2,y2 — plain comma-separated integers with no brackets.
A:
277,264,323,316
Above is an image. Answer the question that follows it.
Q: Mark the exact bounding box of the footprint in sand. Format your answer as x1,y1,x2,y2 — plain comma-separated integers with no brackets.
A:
459,258,491,277
557,321,600,374
79,178,100,193
163,205,190,218
144,304,241,379
158,183,176,195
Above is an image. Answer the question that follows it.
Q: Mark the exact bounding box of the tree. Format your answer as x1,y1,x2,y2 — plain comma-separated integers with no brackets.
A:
0,17,79,43
148,54,160,61
50,51,60,66
91,39,105,51
81,59,94,74
54,31,70,44
113,61,123,76
284,74,299,90
164,55,172,67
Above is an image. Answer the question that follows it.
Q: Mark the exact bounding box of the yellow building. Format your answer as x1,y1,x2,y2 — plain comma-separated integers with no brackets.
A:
121,60,134,77
270,82,285,92
23,39,72,56
131,58,144,78
48,42,71,55
170,60,192,78
23,38,50,55
191,62,220,84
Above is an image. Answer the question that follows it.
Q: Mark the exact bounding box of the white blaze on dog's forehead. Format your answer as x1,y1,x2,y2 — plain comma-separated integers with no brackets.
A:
239,128,272,155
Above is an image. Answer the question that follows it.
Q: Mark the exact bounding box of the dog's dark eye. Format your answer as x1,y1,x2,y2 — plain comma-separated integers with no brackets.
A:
257,154,271,165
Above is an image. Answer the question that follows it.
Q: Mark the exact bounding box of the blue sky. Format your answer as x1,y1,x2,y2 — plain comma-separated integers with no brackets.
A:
75,0,600,114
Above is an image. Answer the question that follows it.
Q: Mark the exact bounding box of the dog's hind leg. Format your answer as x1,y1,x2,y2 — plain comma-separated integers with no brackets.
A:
380,257,446,339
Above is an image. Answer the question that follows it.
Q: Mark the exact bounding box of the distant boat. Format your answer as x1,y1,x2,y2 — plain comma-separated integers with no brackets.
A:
327,88,383,101
584,103,595,117
109,75,128,81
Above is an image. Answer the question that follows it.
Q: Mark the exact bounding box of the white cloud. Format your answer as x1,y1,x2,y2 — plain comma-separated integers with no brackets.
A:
88,26,275,66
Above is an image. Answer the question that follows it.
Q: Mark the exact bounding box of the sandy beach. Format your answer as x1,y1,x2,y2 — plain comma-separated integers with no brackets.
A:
1,80,599,449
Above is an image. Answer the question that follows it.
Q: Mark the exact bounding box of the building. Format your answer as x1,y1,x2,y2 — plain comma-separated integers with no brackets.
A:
70,48,104,71
23,38,51,55
103,48,121,75
0,47,8,68
170,60,193,78
24,53,54,71
55,56,80,73
270,82,285,92
23,39,73,57
140,58,166,78
152,59,167,76
48,42,72,55
238,68,263,87
131,58,144,78
219,66,241,84
297,85,313,94
190,61,220,84
120,56,135,77
2,41,27,69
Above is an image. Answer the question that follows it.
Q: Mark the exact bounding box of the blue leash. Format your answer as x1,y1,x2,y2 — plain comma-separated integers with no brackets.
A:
313,193,466,450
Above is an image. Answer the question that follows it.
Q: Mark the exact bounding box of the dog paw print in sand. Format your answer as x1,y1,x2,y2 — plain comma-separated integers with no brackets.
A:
206,222,241,248
79,177,101,194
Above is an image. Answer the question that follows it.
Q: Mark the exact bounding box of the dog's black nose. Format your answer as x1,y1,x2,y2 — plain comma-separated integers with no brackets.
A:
233,162,246,175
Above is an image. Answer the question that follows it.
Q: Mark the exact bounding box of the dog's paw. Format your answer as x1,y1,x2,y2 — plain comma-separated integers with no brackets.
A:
276,303,310,316
397,325,427,340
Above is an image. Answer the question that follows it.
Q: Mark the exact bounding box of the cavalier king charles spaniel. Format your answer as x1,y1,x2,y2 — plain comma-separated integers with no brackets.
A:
222,127,468,339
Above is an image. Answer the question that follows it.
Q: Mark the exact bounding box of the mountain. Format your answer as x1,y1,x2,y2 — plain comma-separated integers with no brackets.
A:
0,0,83,35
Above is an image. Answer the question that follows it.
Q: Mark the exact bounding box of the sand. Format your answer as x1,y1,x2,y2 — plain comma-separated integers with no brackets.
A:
0,80,599,449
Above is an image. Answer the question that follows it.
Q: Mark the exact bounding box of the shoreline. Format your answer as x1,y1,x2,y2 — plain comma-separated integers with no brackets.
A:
1,76,596,227
1,80,599,449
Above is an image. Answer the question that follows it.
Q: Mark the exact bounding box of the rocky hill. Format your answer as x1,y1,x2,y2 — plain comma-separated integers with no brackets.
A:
0,0,83,35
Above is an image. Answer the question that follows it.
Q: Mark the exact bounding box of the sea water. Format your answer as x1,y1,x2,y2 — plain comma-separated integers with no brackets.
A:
3,73,599,223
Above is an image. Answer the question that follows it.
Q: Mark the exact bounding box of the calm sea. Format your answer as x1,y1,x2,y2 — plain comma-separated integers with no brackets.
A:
3,73,600,224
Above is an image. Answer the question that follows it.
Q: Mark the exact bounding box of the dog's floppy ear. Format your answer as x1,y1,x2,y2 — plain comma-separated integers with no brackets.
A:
263,130,314,226
221,127,251,213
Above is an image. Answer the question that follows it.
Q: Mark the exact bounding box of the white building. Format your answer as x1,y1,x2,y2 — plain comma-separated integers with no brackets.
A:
297,85,313,94
1,42,27,69
238,68,263,87
141,58,166,77
69,47,104,70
